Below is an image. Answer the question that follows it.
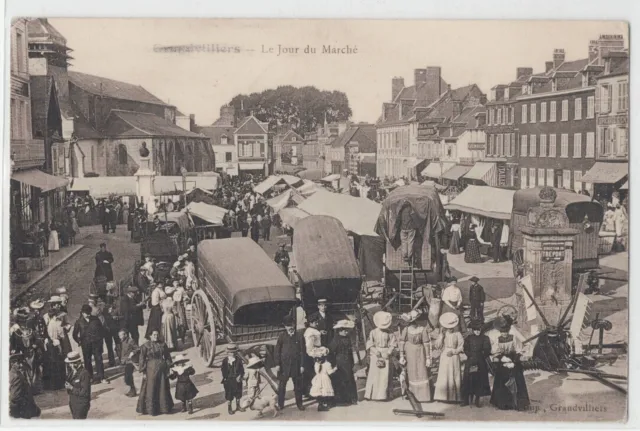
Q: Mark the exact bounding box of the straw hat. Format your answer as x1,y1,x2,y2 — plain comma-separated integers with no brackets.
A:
55,287,68,295
173,261,181,268
226,343,238,353
333,319,355,330
65,351,83,364
172,353,189,365
29,299,45,310
48,295,63,304
439,312,459,329
317,298,328,305
400,309,423,324
246,355,264,369
373,311,393,330
126,285,139,294
164,286,177,296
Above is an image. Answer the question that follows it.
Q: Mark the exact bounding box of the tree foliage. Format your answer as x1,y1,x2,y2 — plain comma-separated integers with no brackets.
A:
228,86,352,135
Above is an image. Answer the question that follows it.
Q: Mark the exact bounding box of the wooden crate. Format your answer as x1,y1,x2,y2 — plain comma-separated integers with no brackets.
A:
31,257,45,271
15,271,31,283
16,258,33,273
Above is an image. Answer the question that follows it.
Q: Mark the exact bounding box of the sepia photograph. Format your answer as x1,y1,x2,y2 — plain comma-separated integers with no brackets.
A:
7,18,629,423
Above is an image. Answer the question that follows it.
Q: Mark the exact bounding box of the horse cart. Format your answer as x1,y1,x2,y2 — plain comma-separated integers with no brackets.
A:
190,237,298,389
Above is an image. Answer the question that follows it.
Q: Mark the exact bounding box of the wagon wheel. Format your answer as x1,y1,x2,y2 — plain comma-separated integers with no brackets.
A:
512,248,524,278
496,304,519,325
190,289,217,367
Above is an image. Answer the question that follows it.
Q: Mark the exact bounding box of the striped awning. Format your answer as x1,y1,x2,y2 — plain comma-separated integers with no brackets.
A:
580,162,628,184
421,162,455,178
463,162,497,186
441,165,472,181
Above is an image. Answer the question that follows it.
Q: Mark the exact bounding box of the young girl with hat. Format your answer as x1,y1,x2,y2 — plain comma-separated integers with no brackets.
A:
169,354,198,414
433,312,464,403
309,350,337,412
364,311,397,401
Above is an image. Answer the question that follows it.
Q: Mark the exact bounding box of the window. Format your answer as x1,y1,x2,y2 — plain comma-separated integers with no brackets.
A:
52,148,58,174
529,169,536,188
488,134,494,155
574,171,583,192
563,170,571,189
511,133,516,156
560,134,569,157
600,84,612,113
520,168,527,189
573,133,582,158
587,96,595,118
618,82,629,111
520,135,528,157
510,107,515,124
586,132,595,157
498,134,504,156
540,134,547,157
540,102,547,122
90,146,95,170
502,107,507,125
549,134,557,157
225,152,232,162
538,169,545,186
618,128,628,156
521,104,528,123
574,98,582,120
530,103,536,123
599,127,609,155
561,100,568,121
547,169,555,188
505,133,511,157
118,144,128,165
496,108,501,124
221,135,228,145
550,101,557,122
529,134,536,157
490,109,495,125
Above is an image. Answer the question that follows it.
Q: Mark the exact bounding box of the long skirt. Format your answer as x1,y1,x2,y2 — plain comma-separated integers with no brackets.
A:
434,349,462,402
403,342,432,402
364,355,392,401
464,238,482,263
48,231,60,251
490,362,530,411
331,360,358,405
145,305,163,340
71,218,80,234
136,359,174,415
161,313,178,351
174,302,187,338
42,346,66,391
448,231,461,255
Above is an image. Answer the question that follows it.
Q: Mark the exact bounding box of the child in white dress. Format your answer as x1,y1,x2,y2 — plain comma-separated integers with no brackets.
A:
310,357,337,412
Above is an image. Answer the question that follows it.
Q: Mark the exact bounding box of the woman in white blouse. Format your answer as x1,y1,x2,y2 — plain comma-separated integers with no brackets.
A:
440,278,467,333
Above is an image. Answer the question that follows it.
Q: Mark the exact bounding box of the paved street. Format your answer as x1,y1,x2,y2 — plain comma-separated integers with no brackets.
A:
18,223,628,422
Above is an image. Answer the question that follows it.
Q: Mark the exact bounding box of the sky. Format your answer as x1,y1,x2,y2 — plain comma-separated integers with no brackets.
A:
49,19,627,126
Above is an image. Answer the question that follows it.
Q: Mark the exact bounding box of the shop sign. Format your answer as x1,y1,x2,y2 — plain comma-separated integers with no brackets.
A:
468,142,485,151
542,242,565,262
597,115,628,126
417,123,439,141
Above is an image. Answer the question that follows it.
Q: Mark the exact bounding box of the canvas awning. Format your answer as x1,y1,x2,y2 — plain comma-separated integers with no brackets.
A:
254,175,284,195
321,174,341,182
441,165,472,181
421,162,455,178
184,202,228,226
580,162,628,184
620,180,628,190
297,169,323,181
297,190,382,236
278,207,309,229
68,176,136,198
408,158,425,168
239,162,265,171
154,175,219,195
266,190,294,213
295,179,318,197
463,162,497,185
445,185,515,220
12,168,69,192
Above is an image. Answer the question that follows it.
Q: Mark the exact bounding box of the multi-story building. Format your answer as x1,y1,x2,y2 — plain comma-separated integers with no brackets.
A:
10,18,68,235
582,50,629,200
301,131,321,171
376,67,448,179
273,128,304,173
27,18,214,179
514,36,626,192
234,115,270,177
194,105,238,176
344,123,376,176
319,121,348,175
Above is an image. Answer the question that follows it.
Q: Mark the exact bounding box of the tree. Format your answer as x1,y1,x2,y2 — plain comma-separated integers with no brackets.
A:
228,86,352,134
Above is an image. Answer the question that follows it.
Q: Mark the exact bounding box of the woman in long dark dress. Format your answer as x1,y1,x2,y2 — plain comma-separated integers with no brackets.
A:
145,285,166,340
448,219,462,254
136,330,174,416
461,321,491,407
328,320,358,406
464,224,483,263
489,316,530,411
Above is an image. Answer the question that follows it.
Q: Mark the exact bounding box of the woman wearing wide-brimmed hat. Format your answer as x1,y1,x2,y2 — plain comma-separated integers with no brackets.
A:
328,319,358,406
169,353,198,414
489,315,530,411
364,311,397,401
461,320,491,407
433,312,464,403
398,309,433,402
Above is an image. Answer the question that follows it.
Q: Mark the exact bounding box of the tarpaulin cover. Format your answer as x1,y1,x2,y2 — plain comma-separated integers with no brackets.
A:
266,189,293,212
511,187,603,223
254,175,285,195
12,168,69,192
375,184,447,249
295,179,319,196
279,174,304,187
184,202,228,226
197,238,296,313
358,235,384,282
278,207,308,229
445,185,514,220
297,190,381,236
297,169,323,181
580,162,628,184
321,174,341,182
68,176,136,197
150,211,192,231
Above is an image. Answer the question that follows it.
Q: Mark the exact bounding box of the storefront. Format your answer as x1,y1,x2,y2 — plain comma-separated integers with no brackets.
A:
11,168,69,231
580,162,628,203
463,162,497,186
421,161,455,182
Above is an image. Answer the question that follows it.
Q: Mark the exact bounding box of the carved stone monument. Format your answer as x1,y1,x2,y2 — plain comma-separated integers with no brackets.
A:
521,187,579,326
135,156,156,212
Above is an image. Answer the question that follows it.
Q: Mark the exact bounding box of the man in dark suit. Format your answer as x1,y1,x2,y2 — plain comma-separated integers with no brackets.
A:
309,298,333,347
273,316,306,411
94,243,114,282
9,351,40,419
64,351,92,419
468,276,486,324
72,304,105,384
120,286,145,345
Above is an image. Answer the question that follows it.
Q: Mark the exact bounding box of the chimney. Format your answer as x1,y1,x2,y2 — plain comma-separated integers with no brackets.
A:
220,105,236,126
423,66,442,104
189,114,196,131
545,61,554,73
516,67,533,80
553,49,565,69
392,76,404,101
414,69,427,87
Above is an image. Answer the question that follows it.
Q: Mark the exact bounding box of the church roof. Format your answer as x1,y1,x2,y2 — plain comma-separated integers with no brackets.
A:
68,71,170,107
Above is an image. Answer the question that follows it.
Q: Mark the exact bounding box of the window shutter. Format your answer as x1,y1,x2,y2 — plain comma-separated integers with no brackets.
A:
595,88,600,114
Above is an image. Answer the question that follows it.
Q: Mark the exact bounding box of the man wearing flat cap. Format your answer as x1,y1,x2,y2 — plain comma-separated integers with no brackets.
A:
468,276,486,325
273,315,306,411
72,304,105,384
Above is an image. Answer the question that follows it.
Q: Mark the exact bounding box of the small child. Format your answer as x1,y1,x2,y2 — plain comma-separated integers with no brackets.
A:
169,354,198,414
244,355,262,401
309,355,337,412
221,343,245,415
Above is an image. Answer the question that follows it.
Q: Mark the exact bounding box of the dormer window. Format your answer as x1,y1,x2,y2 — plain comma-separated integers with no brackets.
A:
504,88,510,100
551,79,558,92
221,135,228,145
582,73,588,88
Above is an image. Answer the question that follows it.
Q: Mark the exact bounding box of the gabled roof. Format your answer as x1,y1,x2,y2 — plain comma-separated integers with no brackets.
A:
451,84,478,101
281,130,304,142
196,125,236,145
348,124,377,152
556,58,589,72
68,71,170,107
104,110,205,138
235,115,268,134
378,74,449,126
73,117,103,139
27,18,69,48
331,127,359,148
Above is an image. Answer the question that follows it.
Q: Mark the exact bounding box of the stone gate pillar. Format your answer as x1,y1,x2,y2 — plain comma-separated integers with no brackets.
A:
521,187,579,327
135,156,156,211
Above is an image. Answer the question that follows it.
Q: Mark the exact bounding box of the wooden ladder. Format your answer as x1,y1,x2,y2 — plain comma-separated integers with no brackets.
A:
398,264,415,312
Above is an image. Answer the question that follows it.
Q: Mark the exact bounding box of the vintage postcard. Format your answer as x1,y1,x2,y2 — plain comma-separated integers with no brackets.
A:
7,19,628,423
